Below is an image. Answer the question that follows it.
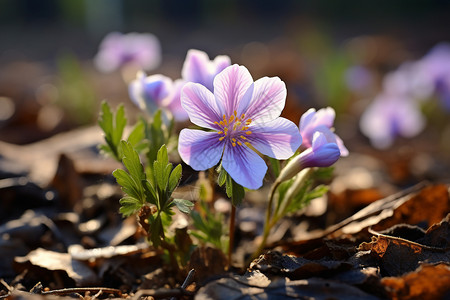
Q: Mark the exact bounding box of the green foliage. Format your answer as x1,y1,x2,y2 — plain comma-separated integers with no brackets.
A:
98,101,145,162
112,141,190,248
216,164,245,207
191,202,226,252
56,53,97,125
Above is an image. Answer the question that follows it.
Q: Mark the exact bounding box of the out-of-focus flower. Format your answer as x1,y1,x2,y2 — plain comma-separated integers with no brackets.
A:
94,32,161,73
129,72,189,121
360,93,425,149
178,64,302,189
417,43,450,109
299,107,348,156
345,65,374,93
182,49,231,92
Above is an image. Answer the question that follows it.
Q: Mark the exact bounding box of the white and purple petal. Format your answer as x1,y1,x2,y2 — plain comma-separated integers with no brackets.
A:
178,129,224,171
222,143,267,190
181,83,225,129
213,64,254,117
247,118,302,159
242,76,287,124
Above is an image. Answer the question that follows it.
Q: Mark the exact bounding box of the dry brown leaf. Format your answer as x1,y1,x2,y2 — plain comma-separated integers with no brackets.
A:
196,270,380,300
358,233,450,276
381,263,450,300
14,248,99,286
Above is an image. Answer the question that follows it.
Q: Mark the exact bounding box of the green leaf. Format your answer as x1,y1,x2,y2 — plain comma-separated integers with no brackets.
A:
127,119,145,148
157,144,169,166
113,104,126,146
168,164,182,193
113,169,143,202
312,167,334,181
217,165,227,187
172,198,194,214
225,174,245,206
148,214,163,247
98,102,127,161
268,157,281,178
119,196,142,216
121,141,146,183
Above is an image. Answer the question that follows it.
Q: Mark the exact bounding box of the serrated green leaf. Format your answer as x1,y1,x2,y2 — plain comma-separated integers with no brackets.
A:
98,102,128,161
142,179,158,206
119,196,142,216
172,198,194,214
127,119,145,147
98,101,113,134
153,160,165,192
113,104,126,145
168,164,182,193
121,141,146,183
156,144,169,167
113,169,143,202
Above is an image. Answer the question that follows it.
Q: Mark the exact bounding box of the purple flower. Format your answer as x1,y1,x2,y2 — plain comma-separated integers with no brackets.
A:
296,131,341,168
360,93,425,149
178,64,302,189
182,49,231,92
299,107,348,156
94,32,161,73
417,43,450,109
129,72,189,121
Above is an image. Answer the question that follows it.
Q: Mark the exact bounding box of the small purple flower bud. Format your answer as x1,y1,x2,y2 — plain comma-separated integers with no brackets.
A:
297,131,340,168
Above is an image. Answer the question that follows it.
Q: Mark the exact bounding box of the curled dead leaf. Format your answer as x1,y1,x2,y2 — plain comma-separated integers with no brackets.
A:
381,263,450,300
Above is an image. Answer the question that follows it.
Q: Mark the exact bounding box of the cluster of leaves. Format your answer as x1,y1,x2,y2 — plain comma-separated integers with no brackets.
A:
98,102,192,250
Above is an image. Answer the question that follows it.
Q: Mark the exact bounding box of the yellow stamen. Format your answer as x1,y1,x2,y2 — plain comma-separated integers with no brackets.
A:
240,135,247,140
237,141,242,146
214,121,220,126
232,142,236,147
242,126,249,131
224,127,228,132
219,121,224,126
246,131,252,135
219,136,225,141
232,138,236,142
246,119,252,125
223,115,228,125
218,131,223,135
234,110,237,116
241,113,245,120
229,115,235,123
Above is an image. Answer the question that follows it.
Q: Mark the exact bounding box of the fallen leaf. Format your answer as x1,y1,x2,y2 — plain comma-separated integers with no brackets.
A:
196,270,380,300
381,263,450,300
14,248,98,286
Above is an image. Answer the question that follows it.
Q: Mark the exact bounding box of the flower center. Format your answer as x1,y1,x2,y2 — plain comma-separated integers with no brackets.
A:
215,111,253,147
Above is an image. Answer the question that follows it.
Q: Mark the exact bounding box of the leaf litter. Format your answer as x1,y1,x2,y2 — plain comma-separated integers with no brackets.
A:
1,128,450,299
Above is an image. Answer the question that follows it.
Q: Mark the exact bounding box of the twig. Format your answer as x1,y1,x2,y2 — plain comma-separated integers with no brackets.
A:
132,287,195,300
41,287,122,297
170,269,196,300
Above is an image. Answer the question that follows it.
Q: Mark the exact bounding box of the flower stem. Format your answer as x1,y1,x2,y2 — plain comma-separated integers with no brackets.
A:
227,204,236,269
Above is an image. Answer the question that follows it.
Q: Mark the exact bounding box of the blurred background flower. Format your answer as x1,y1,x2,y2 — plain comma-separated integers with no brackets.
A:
94,31,161,74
